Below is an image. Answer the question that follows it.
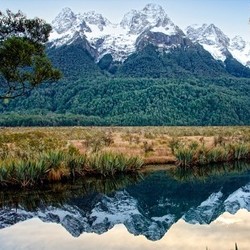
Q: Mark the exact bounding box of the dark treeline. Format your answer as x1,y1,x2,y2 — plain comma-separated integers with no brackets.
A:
1,76,249,126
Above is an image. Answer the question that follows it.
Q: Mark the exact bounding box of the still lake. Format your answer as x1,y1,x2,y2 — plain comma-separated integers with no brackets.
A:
0,162,250,250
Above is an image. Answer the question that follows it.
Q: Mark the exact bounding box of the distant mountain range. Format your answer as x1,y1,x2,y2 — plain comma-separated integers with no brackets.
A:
49,3,250,67
0,3,250,126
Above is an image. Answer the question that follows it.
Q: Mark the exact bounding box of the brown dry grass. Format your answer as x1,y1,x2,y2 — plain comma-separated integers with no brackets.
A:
1,126,249,165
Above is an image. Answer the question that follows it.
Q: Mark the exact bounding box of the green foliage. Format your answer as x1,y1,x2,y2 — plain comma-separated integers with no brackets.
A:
172,140,250,168
47,43,102,80
117,44,228,78
0,41,250,125
0,130,144,187
0,10,61,99
98,54,113,70
225,56,250,78
174,147,196,167
87,152,143,176
1,76,250,126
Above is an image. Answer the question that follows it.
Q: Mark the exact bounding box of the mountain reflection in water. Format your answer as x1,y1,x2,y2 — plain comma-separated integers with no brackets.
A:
0,161,250,249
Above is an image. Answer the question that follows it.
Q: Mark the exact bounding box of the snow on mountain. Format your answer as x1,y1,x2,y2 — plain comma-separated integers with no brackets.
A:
186,24,250,67
49,4,250,66
49,8,91,47
120,4,177,36
225,183,250,214
49,4,182,62
81,11,111,31
186,23,230,61
52,7,77,34
229,36,250,66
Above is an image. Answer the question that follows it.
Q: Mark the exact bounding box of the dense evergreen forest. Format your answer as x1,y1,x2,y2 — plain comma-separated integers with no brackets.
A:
0,43,250,126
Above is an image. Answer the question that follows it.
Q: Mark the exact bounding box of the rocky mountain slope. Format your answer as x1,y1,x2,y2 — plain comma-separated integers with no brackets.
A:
49,3,250,67
49,4,185,62
186,24,250,66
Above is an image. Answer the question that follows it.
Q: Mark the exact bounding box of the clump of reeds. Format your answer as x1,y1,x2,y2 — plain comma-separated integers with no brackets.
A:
87,152,143,176
0,158,48,187
174,147,196,168
142,141,154,155
171,138,250,168
84,131,114,153
230,143,249,160
0,145,144,187
42,151,69,182
65,146,87,178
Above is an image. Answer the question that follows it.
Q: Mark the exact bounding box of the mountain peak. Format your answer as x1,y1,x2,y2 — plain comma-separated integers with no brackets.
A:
61,7,74,15
81,11,111,31
230,36,246,50
120,3,172,35
142,3,165,13
186,23,230,61
52,7,77,34
82,11,111,25
142,3,169,23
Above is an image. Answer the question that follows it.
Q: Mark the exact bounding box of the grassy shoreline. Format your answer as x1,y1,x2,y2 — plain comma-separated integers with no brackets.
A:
0,126,249,187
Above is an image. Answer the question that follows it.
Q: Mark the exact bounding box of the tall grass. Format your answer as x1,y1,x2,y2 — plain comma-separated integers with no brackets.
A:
0,148,144,187
87,152,143,176
0,127,249,186
0,129,144,187
172,139,250,168
174,147,196,168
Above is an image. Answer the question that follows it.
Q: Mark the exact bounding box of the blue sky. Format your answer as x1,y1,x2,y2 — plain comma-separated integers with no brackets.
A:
0,0,249,40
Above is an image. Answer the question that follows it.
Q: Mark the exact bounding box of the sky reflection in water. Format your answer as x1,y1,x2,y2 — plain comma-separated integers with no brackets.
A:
0,210,249,250
0,162,250,249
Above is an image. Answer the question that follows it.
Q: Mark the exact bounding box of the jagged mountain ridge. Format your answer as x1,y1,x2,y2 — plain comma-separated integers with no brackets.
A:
49,3,250,67
186,23,250,66
49,4,189,62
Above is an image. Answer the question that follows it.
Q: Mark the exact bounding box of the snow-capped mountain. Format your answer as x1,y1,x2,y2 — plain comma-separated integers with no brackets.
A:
49,3,250,69
185,24,230,61
49,4,250,67
186,24,250,66
229,36,250,67
49,3,185,62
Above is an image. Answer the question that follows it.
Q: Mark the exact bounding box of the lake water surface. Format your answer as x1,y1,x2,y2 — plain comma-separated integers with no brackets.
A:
0,162,250,249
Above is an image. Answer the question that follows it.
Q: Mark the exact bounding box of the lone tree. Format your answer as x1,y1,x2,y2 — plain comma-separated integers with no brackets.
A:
0,10,61,99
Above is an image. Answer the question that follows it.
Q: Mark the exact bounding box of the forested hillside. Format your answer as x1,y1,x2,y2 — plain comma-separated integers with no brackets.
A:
0,43,250,126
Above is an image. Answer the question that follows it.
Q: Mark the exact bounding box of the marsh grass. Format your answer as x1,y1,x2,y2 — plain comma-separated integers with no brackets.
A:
0,126,249,186
87,152,143,176
174,147,196,167
142,141,154,155
173,141,250,168
66,146,87,178
0,140,143,187
230,143,249,160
